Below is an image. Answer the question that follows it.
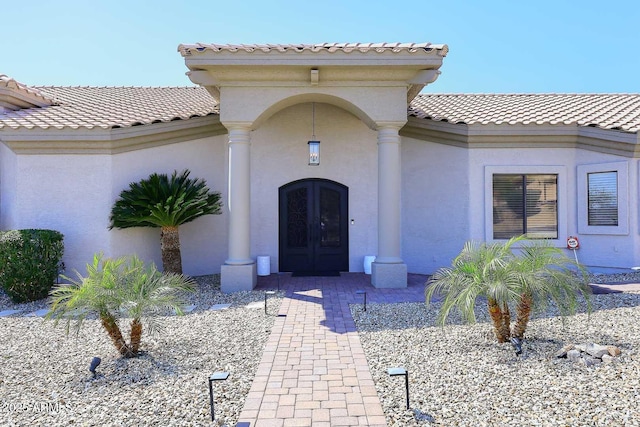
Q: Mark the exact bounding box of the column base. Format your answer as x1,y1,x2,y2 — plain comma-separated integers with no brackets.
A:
371,262,407,288
221,262,257,293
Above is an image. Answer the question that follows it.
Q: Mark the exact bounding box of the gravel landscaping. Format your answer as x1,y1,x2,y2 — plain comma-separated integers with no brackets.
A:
352,290,640,426
2,272,640,426
0,275,283,427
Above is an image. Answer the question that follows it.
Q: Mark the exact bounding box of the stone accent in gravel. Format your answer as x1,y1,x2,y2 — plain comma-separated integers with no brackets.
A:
556,343,623,367
0,274,283,427
352,291,640,426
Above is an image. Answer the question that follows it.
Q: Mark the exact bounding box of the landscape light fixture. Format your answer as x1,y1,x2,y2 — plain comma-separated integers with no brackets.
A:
388,367,410,409
265,291,276,315
356,290,367,312
89,356,101,378
308,103,320,165
208,371,229,421
511,337,523,356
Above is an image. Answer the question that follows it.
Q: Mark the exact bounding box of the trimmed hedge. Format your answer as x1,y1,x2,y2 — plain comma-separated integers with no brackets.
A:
0,229,64,303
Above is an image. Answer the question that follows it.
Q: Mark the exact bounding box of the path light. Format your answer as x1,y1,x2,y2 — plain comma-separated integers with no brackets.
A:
511,337,523,356
388,367,410,409
89,357,101,378
265,291,276,315
356,290,367,312
208,371,229,421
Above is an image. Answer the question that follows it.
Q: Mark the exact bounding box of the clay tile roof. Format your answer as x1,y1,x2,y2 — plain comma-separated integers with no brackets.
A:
0,85,218,130
0,74,55,110
409,93,640,133
178,42,448,56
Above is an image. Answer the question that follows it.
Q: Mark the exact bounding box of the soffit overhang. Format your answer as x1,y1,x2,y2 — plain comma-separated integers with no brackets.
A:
0,115,225,154
402,117,640,157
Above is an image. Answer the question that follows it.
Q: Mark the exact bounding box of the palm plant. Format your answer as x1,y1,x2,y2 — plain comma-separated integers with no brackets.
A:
109,169,222,274
47,253,196,358
425,236,591,344
510,242,592,339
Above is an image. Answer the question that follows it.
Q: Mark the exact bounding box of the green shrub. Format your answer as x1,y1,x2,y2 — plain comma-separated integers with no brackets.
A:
0,229,64,303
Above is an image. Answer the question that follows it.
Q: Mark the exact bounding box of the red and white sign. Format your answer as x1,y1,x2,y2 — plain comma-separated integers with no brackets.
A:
567,236,580,249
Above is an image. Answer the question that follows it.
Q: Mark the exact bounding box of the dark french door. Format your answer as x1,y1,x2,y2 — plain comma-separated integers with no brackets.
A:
279,179,349,274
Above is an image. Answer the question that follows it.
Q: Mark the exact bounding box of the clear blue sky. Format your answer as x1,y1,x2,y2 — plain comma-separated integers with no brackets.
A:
2,0,639,93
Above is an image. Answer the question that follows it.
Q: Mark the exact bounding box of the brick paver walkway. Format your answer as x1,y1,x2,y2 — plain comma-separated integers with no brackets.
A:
235,273,426,427
234,272,639,426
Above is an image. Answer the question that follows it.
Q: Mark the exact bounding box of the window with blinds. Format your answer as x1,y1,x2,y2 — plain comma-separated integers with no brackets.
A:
587,171,618,226
492,174,558,239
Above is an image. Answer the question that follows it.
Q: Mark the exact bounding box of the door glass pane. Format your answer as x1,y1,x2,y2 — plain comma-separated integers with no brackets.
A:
287,187,308,247
320,188,341,247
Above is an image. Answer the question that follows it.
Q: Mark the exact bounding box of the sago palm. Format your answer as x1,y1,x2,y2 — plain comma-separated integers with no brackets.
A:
109,169,222,274
47,253,196,358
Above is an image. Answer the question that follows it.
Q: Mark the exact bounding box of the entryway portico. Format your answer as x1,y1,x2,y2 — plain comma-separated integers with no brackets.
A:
178,43,448,292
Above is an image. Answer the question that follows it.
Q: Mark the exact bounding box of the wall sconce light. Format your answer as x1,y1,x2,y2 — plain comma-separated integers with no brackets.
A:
308,103,320,165
308,140,320,166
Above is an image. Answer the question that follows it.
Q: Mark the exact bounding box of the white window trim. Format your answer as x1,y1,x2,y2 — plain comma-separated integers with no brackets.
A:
577,161,629,235
485,165,567,246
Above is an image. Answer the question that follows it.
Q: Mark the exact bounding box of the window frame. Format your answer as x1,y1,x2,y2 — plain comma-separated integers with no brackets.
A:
485,166,567,245
577,161,628,235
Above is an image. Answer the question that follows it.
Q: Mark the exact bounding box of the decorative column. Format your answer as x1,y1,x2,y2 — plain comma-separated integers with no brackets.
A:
371,124,407,288
221,124,257,292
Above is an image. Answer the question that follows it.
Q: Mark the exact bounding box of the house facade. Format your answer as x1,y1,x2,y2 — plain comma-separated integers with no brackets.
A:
1,43,639,292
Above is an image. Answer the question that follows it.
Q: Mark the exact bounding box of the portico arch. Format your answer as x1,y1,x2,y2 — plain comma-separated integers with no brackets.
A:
251,93,376,131
178,43,448,292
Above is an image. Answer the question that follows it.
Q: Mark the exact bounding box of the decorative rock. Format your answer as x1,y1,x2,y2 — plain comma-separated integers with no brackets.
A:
245,302,263,309
555,344,574,358
607,345,622,357
601,354,615,364
567,349,582,362
585,343,609,358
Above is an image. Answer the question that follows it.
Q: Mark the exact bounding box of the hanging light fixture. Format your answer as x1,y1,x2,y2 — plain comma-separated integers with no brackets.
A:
308,102,320,166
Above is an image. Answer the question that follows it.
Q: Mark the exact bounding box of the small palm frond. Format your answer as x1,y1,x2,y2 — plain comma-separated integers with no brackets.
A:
109,169,222,230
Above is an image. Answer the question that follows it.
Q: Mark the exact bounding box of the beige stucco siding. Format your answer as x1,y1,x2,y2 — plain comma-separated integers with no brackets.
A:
401,136,470,274
10,153,112,275
110,135,229,276
0,143,17,230
250,102,378,273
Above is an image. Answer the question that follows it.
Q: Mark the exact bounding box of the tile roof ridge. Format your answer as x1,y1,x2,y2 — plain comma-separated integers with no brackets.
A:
34,85,204,89
418,93,640,96
0,74,55,110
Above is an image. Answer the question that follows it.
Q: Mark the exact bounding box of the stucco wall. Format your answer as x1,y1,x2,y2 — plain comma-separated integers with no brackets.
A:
401,137,471,274
8,153,112,275
250,102,378,273
110,135,228,276
0,143,17,230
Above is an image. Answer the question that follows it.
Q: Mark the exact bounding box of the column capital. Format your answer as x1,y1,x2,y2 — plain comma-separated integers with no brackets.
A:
376,124,402,145
224,124,252,145
374,121,405,132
